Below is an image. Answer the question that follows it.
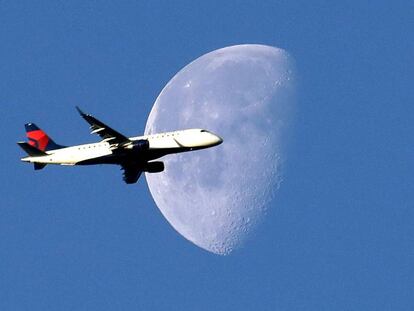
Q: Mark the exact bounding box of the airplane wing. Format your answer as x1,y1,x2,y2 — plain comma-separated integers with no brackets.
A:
121,163,142,184
76,107,131,147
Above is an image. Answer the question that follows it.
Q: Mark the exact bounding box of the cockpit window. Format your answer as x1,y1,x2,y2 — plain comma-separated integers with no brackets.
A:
200,130,209,133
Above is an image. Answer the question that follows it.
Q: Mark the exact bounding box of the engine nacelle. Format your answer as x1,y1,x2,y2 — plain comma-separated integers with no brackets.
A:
131,139,149,152
144,161,164,173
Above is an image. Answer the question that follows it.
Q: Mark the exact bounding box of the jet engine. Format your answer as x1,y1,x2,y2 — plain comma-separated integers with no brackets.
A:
131,139,149,151
144,161,164,173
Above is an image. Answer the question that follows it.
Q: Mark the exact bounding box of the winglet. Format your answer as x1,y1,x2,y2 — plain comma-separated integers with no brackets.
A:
76,106,86,117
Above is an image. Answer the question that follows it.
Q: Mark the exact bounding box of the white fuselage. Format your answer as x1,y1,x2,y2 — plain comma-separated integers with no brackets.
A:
21,129,222,165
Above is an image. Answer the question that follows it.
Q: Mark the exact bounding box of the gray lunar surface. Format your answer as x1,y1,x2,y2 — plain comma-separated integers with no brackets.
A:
145,44,296,255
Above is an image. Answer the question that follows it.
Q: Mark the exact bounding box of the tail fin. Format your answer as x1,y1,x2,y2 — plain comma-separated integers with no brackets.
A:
25,123,65,151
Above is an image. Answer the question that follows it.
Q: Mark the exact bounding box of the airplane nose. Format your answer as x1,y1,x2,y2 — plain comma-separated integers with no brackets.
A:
210,133,223,146
215,134,223,145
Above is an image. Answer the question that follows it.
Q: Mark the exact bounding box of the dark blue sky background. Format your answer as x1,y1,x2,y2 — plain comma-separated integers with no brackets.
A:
1,1,413,310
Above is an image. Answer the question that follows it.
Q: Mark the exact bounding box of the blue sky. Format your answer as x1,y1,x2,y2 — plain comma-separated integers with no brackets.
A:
1,1,413,310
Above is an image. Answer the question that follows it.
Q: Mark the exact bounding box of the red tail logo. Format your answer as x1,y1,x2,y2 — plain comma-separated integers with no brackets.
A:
27,129,50,151
24,123,64,152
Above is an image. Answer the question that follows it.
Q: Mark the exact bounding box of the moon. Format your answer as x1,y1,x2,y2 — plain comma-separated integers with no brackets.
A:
145,44,296,255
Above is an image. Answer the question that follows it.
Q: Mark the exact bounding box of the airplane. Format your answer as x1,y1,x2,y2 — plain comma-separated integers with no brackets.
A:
17,107,223,184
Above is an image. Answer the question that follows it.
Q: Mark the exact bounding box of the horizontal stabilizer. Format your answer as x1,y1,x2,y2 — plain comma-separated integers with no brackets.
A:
34,163,47,170
17,142,47,157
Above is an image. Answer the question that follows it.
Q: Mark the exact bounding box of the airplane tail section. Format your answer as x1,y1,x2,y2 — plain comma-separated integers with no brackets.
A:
17,142,47,156
33,163,47,170
25,123,65,151
17,142,48,170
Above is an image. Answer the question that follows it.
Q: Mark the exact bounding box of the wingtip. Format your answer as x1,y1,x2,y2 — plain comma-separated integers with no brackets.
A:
75,106,85,116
